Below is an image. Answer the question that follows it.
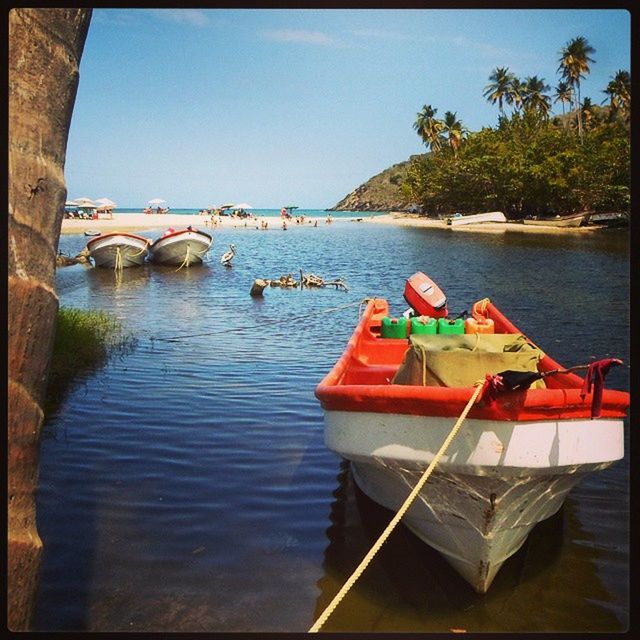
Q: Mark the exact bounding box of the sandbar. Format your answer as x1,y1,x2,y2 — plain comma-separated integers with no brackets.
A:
60,211,609,236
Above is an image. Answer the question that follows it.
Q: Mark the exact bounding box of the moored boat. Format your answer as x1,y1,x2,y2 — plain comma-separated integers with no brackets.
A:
86,232,150,268
523,211,590,227
315,273,628,593
446,211,506,226
149,226,213,266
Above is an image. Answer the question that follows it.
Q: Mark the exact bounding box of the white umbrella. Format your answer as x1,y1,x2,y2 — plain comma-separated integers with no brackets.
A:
148,198,166,206
95,197,117,207
74,197,96,208
65,199,79,207
233,203,253,209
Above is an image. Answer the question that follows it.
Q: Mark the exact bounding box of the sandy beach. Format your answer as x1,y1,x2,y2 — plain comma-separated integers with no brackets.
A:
60,211,606,236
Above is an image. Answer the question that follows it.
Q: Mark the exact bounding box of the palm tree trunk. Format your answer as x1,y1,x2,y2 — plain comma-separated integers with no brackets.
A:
576,82,583,141
8,8,91,630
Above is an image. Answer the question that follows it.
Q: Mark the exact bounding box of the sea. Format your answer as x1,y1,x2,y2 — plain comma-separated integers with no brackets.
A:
33,216,630,632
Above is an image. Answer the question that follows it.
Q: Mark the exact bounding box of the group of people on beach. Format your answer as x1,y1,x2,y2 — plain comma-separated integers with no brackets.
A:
143,206,169,214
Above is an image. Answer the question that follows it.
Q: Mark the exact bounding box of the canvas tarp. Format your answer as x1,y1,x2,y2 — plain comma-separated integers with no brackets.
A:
392,333,545,388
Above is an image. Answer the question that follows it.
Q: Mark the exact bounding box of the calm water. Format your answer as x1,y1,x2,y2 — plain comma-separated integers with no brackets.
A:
34,221,630,632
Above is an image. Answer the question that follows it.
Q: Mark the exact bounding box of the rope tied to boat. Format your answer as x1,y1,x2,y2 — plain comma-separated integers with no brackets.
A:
308,379,486,633
473,297,491,317
176,244,191,271
152,298,373,342
114,246,123,272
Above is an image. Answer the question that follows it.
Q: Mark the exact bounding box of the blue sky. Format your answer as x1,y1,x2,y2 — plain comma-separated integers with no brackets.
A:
65,8,631,209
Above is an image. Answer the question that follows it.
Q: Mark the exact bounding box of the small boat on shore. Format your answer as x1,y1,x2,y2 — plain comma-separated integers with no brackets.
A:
149,226,213,266
86,232,150,268
315,272,628,593
587,212,629,228
445,211,506,226
523,211,590,227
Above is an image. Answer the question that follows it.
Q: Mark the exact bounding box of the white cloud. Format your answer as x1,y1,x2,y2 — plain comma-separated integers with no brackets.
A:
350,28,411,40
262,29,336,46
148,9,210,28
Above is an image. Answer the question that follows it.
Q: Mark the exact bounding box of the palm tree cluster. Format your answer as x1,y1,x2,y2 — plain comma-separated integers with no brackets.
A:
415,36,630,154
413,105,468,155
407,35,630,220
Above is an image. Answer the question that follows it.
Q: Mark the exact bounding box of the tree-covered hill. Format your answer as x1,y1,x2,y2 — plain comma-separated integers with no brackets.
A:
328,157,420,212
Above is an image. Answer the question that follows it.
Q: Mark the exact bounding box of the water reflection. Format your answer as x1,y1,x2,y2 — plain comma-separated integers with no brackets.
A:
314,462,625,633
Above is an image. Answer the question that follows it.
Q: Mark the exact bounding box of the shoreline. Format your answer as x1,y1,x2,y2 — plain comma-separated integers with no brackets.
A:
60,211,615,236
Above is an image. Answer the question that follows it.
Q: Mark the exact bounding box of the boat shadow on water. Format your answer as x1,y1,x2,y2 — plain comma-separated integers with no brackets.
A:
312,460,623,633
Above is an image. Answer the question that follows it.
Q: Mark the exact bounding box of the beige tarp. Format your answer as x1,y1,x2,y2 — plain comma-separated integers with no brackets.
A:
392,333,545,388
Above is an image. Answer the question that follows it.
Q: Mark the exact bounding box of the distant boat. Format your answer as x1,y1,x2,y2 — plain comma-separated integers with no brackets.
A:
523,212,590,228
86,232,150,268
587,212,629,228
445,211,506,226
149,227,213,266
84,230,101,237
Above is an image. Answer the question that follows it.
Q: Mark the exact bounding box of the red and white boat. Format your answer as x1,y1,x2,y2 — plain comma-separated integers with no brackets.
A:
149,226,213,266
315,273,628,593
86,232,150,268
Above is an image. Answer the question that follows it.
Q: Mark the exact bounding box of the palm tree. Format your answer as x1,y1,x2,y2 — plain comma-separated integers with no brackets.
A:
441,111,467,156
507,77,525,113
521,76,551,118
483,67,516,115
602,69,631,121
553,80,573,115
581,96,596,131
558,36,596,140
413,104,443,152
9,8,92,630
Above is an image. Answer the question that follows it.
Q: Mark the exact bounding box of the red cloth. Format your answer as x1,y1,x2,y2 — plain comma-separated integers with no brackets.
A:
580,358,623,418
480,373,504,404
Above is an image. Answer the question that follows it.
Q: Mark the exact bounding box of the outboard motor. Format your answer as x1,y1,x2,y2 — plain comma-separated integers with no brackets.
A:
403,272,448,318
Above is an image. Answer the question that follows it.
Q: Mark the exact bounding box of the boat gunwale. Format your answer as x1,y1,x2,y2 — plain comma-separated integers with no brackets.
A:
150,228,213,250
315,298,629,421
86,231,151,249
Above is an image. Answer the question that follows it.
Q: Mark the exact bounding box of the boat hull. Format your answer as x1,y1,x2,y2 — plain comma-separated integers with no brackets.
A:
523,213,588,227
87,233,149,268
150,229,212,266
325,409,623,593
447,211,506,226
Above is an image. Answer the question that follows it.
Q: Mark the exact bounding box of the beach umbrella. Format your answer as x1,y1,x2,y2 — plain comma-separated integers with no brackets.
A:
65,199,79,207
148,198,166,206
95,197,117,207
233,203,253,209
220,203,234,209
74,197,96,207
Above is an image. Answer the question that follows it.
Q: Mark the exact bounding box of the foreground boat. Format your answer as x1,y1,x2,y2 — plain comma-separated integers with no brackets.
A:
315,273,628,593
446,211,506,226
86,232,150,268
149,226,213,266
523,212,590,227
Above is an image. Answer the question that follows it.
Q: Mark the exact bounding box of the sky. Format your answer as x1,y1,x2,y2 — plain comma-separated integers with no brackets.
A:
64,8,631,209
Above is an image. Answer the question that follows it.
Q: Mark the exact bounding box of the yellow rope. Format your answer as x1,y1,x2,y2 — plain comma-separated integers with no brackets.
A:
175,244,191,271
154,298,371,342
474,297,491,317
114,246,123,272
308,379,486,633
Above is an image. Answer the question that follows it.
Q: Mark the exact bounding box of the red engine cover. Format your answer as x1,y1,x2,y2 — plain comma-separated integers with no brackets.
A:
403,272,448,318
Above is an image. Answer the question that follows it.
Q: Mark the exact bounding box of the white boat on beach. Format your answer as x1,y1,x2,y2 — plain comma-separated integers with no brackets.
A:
446,211,506,226
149,226,213,266
523,212,590,228
86,232,150,268
315,272,628,593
